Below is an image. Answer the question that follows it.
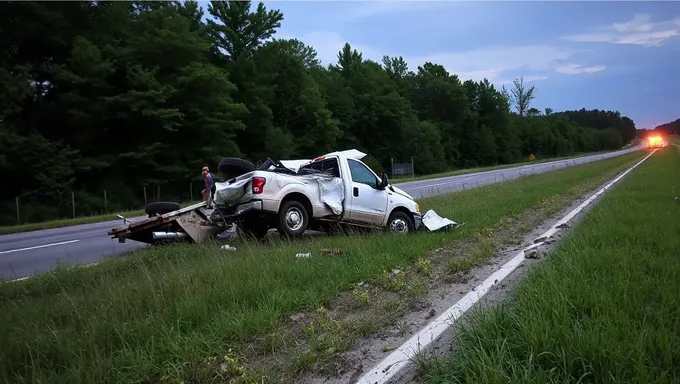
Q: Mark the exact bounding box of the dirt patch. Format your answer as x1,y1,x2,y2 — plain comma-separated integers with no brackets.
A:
201,164,635,384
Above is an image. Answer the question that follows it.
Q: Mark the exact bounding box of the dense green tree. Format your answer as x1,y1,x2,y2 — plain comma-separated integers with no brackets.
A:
0,0,642,224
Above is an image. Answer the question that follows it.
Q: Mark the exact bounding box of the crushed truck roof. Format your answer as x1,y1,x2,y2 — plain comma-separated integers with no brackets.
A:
278,149,367,173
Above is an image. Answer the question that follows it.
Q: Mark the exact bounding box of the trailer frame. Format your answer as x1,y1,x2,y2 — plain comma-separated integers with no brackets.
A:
108,201,228,245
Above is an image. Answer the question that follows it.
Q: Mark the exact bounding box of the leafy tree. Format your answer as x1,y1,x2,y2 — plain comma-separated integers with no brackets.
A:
0,0,641,225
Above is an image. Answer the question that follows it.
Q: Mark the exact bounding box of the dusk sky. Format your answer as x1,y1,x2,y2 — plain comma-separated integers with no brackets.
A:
206,1,680,129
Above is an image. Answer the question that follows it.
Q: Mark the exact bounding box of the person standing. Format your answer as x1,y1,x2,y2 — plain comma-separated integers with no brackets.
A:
202,166,215,208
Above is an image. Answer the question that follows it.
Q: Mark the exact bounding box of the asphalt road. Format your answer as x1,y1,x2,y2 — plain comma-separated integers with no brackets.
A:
0,146,643,280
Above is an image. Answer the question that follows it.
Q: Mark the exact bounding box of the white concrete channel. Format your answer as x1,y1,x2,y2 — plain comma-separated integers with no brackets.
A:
356,149,658,384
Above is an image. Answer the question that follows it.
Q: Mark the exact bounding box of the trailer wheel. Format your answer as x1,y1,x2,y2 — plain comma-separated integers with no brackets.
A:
238,219,270,239
218,157,256,179
145,202,181,217
277,200,309,238
386,210,414,234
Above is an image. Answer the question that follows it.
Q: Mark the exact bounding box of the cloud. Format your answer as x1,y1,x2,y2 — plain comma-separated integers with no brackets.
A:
291,31,377,66
341,1,455,21
556,63,606,75
297,32,602,84
408,45,572,82
566,14,680,47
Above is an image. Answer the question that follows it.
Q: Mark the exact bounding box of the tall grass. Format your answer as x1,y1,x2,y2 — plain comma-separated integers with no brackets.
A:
0,152,644,383
422,147,680,383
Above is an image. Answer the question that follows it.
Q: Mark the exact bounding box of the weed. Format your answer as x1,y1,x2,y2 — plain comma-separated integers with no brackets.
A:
416,256,432,276
351,287,370,308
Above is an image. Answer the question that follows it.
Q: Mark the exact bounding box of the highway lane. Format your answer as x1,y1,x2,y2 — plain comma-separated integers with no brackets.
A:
0,146,643,280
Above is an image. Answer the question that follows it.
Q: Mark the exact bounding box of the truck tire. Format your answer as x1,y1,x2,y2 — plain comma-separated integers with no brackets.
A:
218,157,256,179
145,202,181,217
277,200,309,238
386,210,414,234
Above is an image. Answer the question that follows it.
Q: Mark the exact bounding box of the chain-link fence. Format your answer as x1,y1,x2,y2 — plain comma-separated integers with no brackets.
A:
1,180,208,226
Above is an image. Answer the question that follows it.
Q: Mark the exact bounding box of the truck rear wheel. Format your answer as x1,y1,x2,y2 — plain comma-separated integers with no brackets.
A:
386,211,414,234
277,200,309,238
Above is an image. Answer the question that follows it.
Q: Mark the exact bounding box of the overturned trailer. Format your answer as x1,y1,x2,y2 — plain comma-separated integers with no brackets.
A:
108,201,227,244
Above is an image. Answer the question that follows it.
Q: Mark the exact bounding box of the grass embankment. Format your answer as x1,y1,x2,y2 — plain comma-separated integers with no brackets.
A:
0,152,645,383
422,147,680,383
0,209,145,235
0,148,632,235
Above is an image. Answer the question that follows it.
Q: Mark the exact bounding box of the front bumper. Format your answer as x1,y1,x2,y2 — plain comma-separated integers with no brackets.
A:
413,212,423,230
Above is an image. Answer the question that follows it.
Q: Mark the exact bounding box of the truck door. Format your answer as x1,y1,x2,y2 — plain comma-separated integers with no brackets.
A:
346,159,388,225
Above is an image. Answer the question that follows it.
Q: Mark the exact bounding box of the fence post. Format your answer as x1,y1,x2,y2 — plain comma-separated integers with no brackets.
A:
143,186,148,206
411,156,415,178
104,190,108,212
390,158,394,177
15,196,20,225
190,182,193,202
71,192,75,219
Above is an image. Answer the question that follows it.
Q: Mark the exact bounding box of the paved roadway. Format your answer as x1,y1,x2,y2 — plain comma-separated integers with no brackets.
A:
0,146,643,280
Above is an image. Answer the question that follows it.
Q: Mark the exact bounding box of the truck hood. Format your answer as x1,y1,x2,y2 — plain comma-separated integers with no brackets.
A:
390,185,414,201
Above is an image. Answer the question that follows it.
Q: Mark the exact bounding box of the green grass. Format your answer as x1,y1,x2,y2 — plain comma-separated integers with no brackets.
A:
0,209,145,235
0,152,645,383
0,201,202,235
421,147,680,384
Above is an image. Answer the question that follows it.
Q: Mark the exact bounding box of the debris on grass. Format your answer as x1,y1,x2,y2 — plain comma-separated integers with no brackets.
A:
422,209,463,232
321,248,343,256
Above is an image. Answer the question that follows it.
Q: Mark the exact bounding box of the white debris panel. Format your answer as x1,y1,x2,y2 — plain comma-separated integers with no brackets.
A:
422,209,461,232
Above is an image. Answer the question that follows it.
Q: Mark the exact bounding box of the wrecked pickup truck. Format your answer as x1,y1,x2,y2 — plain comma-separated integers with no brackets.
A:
108,149,423,244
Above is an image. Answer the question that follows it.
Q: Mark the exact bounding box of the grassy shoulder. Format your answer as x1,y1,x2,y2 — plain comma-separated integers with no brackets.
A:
0,152,645,383
421,147,680,383
391,150,614,183
1,148,631,235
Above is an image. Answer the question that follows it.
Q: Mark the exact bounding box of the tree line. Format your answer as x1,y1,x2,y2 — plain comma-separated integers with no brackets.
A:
0,1,638,225
646,118,679,137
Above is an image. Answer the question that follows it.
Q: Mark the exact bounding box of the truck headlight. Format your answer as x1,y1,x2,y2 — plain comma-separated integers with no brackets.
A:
415,203,420,213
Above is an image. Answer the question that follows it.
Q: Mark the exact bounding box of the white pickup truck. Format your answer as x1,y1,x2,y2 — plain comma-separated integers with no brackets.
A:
212,149,423,238
108,149,423,245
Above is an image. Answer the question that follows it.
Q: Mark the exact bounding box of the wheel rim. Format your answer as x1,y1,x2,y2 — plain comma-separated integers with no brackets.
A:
390,218,409,234
285,207,304,231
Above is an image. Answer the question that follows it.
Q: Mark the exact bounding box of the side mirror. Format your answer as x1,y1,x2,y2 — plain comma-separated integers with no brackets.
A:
379,173,389,189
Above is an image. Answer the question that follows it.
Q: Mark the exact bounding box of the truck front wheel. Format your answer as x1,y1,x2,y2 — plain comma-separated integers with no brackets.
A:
277,200,309,237
386,211,414,234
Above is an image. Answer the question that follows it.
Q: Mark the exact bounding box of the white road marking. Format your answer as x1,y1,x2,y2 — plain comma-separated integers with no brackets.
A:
0,239,80,255
355,149,656,384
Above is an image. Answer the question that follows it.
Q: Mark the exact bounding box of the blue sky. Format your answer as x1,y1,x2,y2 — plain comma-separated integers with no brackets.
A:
204,1,680,129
